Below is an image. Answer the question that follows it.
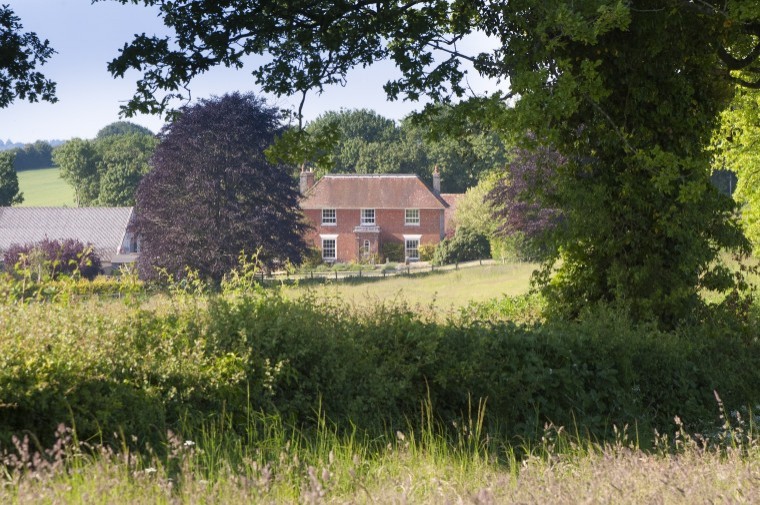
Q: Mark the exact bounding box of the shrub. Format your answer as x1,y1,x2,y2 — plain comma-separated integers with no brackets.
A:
419,243,436,261
300,247,323,269
381,242,404,262
3,238,102,280
433,228,491,265
2,290,759,451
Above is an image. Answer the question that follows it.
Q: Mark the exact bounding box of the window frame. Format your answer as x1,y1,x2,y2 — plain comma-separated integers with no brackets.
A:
360,208,376,225
321,235,338,261
403,234,421,261
321,208,337,226
405,208,420,226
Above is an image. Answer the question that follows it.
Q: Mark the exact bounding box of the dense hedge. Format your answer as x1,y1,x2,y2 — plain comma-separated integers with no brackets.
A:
1,290,758,449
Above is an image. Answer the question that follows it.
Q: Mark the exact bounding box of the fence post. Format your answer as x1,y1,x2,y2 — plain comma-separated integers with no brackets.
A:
456,261,459,270
383,270,386,278
359,269,362,278
480,259,482,266
335,270,338,281
310,270,313,280
407,266,410,275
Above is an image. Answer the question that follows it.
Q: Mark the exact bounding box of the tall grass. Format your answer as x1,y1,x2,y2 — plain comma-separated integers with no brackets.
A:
2,401,759,504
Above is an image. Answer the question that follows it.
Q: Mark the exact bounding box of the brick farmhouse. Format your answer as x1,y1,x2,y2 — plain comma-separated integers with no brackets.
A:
299,169,462,263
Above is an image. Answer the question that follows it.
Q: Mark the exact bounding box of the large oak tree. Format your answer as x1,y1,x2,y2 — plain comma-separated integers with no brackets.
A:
131,92,307,281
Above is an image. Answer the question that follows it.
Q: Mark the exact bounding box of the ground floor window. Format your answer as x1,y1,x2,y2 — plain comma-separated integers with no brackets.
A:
405,238,420,261
322,237,337,261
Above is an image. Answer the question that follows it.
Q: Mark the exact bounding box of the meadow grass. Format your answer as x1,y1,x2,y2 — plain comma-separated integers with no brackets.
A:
16,167,75,207
283,262,538,313
2,410,758,504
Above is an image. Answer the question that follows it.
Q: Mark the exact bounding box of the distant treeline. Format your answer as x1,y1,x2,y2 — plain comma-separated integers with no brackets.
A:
3,140,62,170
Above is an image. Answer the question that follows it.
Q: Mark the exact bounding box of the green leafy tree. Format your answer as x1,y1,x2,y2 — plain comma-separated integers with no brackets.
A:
0,151,23,205
0,5,56,108
12,140,54,170
53,133,157,206
104,0,760,326
53,139,100,206
716,86,760,251
131,92,307,281
96,133,158,206
301,108,509,191
96,121,154,139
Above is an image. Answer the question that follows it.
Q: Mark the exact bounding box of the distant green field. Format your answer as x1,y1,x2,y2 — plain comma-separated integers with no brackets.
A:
16,167,76,207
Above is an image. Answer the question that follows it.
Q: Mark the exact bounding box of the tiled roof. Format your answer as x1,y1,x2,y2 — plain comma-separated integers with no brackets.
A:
440,193,464,233
0,207,133,262
301,174,448,209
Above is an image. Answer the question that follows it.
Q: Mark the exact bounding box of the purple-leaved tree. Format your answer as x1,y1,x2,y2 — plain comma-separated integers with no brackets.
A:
131,92,308,281
489,143,565,247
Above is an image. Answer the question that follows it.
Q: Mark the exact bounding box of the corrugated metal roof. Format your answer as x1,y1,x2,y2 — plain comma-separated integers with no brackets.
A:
301,174,448,209
0,207,133,262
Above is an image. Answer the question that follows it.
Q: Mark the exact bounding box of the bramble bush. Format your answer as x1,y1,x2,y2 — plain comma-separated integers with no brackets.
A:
1,283,759,451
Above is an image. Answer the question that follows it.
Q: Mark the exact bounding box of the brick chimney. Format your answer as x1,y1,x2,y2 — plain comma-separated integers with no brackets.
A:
300,165,315,194
432,165,441,195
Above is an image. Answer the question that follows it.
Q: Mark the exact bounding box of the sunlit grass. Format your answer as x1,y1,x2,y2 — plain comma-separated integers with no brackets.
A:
283,262,539,314
2,411,758,504
16,166,75,207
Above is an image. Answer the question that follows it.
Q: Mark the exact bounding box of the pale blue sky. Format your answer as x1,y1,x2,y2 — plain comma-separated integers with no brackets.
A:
1,0,500,144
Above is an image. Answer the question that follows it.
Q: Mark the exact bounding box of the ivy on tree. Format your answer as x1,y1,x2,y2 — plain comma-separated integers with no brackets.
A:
131,92,308,281
103,0,760,326
0,5,56,108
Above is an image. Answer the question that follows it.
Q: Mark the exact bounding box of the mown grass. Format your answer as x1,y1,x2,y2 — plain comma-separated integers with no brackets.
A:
283,262,538,313
16,166,75,207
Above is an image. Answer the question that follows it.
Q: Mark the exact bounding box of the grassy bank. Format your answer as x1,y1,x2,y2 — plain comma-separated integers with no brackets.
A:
16,166,75,207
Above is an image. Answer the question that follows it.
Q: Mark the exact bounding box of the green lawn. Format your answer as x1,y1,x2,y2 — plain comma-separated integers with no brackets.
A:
284,262,538,312
16,166,75,207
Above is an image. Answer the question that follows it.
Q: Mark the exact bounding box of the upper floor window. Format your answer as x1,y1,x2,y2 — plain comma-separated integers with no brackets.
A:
361,208,375,225
322,208,336,225
405,208,420,225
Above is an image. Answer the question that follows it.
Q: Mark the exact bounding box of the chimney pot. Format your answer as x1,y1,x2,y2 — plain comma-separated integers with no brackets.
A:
300,168,315,194
432,165,441,194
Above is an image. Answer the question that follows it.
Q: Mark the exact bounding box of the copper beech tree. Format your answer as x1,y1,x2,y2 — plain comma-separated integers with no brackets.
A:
131,92,308,281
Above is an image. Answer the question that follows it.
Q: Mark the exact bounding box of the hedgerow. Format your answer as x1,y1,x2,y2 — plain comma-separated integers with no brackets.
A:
0,282,758,450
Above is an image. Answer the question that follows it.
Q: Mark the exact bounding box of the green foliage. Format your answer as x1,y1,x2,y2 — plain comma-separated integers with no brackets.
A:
299,247,324,269
53,133,157,207
53,138,100,206
11,140,53,170
288,108,510,192
1,288,759,451
418,243,435,262
103,0,760,326
96,133,158,206
96,121,153,139
381,242,404,263
0,5,56,108
0,150,23,205
716,87,760,252
432,229,491,266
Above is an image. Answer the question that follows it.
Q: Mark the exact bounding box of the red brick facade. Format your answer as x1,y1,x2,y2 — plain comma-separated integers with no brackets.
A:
300,174,458,263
